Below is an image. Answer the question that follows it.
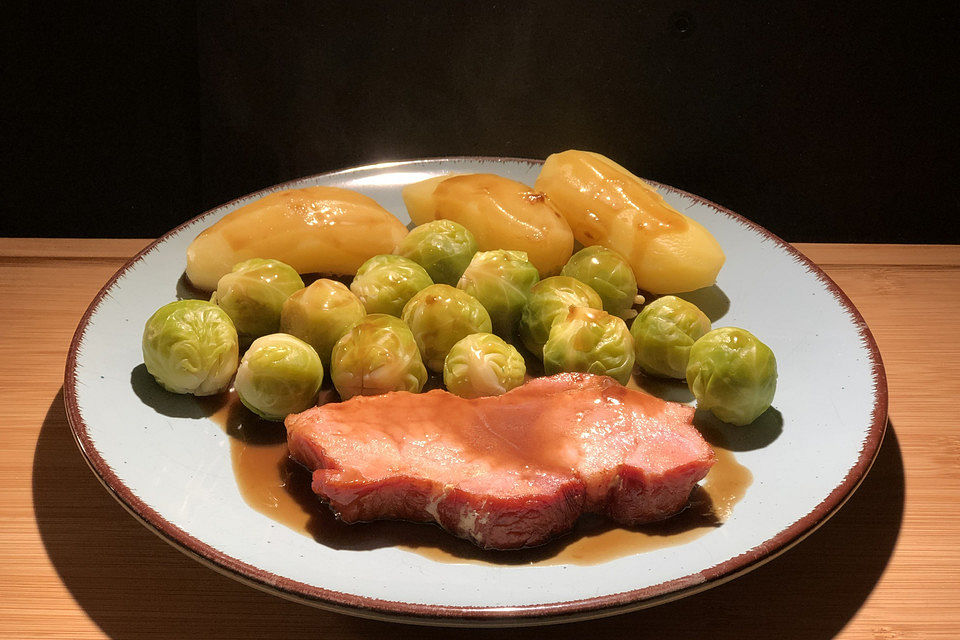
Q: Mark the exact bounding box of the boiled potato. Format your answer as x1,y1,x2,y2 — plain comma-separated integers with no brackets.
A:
186,187,408,291
535,150,725,294
402,173,574,276
402,175,448,226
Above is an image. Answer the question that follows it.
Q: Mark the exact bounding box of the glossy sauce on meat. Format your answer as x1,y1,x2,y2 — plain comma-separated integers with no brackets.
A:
209,372,751,565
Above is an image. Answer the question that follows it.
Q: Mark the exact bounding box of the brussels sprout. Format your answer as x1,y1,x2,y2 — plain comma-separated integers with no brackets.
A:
349,254,433,316
518,276,603,357
630,295,711,379
280,279,365,367
396,219,478,286
234,333,323,421
457,250,540,337
331,314,428,400
443,333,526,398
210,258,304,340
686,327,777,426
561,246,640,319
401,284,492,371
542,307,635,384
142,300,239,396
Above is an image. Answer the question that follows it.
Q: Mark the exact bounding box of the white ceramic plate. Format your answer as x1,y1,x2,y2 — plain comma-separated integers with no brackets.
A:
65,158,887,626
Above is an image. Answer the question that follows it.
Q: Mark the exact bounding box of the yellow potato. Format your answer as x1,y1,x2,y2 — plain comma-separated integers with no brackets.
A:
185,186,408,291
402,173,573,275
535,150,725,294
402,175,449,226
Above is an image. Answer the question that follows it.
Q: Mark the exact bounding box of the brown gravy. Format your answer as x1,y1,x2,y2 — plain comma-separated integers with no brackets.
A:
210,376,751,566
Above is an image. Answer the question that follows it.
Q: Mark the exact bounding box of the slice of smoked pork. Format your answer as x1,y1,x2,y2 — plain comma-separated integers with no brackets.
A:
285,373,715,550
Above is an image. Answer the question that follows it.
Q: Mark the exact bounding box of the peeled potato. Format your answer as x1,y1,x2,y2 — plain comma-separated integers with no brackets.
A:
402,175,449,226
402,173,573,276
185,187,408,291
535,150,725,294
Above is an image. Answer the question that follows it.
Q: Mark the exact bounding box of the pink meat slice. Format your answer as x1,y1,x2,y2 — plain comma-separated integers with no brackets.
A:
285,372,715,550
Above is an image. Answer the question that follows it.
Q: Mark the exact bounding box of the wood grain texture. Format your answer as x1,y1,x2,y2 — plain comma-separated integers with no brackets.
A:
1,240,957,639
792,243,960,267
0,238,154,259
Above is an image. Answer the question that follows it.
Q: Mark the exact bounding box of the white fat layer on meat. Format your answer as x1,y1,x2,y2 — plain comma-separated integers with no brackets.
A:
423,486,491,545
459,508,480,534
463,499,491,545
424,485,451,520
424,485,490,546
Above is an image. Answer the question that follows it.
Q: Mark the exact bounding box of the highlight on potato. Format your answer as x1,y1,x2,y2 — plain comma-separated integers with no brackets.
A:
185,186,409,291
535,150,726,294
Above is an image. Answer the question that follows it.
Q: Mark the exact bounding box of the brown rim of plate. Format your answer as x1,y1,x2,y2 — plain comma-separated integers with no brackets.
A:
63,157,888,627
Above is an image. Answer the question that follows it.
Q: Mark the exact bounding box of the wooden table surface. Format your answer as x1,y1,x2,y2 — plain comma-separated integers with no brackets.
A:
1,239,958,639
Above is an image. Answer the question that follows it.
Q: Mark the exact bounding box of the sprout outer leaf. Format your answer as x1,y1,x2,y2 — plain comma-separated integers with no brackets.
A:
142,299,239,396
686,327,778,426
442,332,526,398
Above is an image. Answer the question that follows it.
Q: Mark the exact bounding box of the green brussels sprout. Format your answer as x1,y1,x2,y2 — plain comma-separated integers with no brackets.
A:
542,307,635,384
142,299,239,396
401,284,492,371
518,276,603,357
630,295,711,379
330,314,428,400
280,279,366,367
396,219,478,286
210,258,304,340
457,250,540,337
349,254,433,316
442,333,526,398
234,333,323,421
686,327,778,426
561,246,640,319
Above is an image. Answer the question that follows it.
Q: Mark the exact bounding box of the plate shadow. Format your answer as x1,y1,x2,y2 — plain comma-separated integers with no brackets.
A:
130,363,229,419
694,406,784,451
674,285,730,323
176,272,209,301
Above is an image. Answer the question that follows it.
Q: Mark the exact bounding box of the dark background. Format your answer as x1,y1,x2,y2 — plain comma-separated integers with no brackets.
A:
2,2,956,242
